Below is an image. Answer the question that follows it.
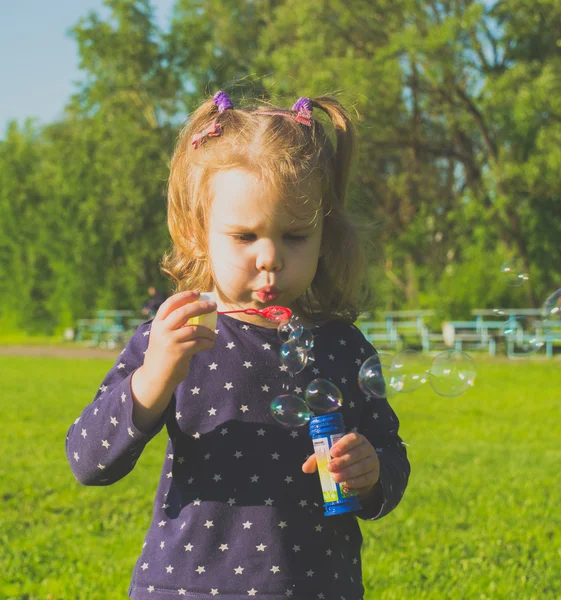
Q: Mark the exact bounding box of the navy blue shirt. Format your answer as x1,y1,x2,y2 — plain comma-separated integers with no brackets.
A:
66,314,410,599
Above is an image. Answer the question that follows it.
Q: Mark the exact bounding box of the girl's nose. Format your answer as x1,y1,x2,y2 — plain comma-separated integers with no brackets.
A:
255,239,283,272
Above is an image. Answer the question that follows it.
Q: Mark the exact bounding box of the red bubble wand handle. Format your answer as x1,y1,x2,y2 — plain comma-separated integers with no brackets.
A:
219,306,292,323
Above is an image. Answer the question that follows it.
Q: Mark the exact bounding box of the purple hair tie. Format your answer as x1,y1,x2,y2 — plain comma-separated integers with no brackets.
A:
213,90,234,113
292,97,313,126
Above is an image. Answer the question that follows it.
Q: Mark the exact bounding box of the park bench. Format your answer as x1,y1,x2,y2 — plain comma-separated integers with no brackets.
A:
356,318,400,350
383,310,446,351
442,321,497,356
75,310,143,348
543,322,561,358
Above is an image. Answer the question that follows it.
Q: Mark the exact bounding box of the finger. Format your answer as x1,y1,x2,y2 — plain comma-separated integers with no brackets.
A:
328,443,373,472
178,335,216,354
154,290,200,321
330,457,379,486
344,466,380,491
301,454,317,474
173,323,217,344
166,300,217,331
330,432,367,458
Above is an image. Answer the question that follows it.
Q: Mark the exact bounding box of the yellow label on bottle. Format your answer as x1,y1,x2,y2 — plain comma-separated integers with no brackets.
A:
187,292,217,330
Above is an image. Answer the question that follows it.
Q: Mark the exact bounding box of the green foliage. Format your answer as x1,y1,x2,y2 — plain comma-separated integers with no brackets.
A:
0,0,560,331
1,355,560,598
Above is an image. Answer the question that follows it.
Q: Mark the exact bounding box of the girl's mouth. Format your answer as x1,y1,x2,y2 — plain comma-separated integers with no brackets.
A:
256,287,280,302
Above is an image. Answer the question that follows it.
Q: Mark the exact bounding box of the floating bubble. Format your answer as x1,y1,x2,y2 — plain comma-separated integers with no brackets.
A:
279,338,308,374
270,394,310,427
500,259,529,287
278,316,304,343
291,327,314,348
358,355,389,399
542,289,561,321
388,349,430,394
305,378,343,414
429,350,476,397
501,316,544,357
306,350,316,367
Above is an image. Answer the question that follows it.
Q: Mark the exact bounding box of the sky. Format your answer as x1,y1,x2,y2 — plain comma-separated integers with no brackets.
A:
0,0,176,133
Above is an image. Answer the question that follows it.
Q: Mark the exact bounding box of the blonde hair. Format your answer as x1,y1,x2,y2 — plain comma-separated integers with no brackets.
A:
161,93,367,323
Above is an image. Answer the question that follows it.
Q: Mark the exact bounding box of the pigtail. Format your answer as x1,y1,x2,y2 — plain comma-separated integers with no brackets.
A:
162,97,223,292
310,96,358,206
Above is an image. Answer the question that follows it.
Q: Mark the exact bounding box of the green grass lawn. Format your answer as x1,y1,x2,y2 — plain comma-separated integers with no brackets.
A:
1,355,560,599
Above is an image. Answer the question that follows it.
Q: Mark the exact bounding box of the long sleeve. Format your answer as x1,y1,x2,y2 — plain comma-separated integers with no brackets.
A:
65,321,168,486
352,340,410,520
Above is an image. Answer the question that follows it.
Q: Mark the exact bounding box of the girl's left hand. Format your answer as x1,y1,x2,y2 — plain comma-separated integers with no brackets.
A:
302,432,380,497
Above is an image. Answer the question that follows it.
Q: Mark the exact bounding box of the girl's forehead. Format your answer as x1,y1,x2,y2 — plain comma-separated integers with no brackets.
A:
209,169,322,224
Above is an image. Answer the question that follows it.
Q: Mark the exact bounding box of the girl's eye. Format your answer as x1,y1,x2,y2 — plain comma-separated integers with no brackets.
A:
233,233,256,242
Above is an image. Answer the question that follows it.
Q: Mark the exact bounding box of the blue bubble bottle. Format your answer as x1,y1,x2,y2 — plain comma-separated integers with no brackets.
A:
309,412,362,516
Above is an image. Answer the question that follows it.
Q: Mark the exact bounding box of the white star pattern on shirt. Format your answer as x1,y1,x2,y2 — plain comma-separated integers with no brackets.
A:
270,565,280,573
243,361,253,368
262,343,271,350
191,387,200,395
227,342,235,349
184,543,193,551
208,362,218,370
166,565,174,573
242,521,252,529
196,566,206,574
261,384,270,392
208,407,217,416
240,405,249,413
234,566,244,574
204,520,214,528
256,543,266,551
224,382,233,390
248,589,257,596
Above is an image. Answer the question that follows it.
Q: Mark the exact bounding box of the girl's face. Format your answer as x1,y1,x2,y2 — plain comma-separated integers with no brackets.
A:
207,168,323,327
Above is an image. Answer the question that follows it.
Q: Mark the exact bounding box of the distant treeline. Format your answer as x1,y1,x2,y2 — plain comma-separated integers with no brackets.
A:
1,0,560,334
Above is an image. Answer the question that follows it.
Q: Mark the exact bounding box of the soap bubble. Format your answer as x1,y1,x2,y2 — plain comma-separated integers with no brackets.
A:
501,316,544,357
305,350,316,367
279,338,308,374
305,378,343,414
429,350,476,397
278,316,304,343
542,289,561,321
500,259,529,287
270,394,311,427
358,355,390,399
292,327,314,348
388,349,430,394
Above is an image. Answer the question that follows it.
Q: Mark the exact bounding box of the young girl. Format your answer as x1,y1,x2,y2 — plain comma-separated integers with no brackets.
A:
66,91,410,600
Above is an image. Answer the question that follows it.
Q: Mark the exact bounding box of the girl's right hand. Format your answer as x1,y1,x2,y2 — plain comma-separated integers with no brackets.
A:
142,290,217,389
